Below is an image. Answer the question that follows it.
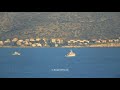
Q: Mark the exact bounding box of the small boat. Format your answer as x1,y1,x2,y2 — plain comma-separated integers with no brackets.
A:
12,51,21,56
65,50,76,57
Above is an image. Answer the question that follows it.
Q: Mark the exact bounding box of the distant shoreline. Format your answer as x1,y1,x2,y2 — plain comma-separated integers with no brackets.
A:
0,46,120,48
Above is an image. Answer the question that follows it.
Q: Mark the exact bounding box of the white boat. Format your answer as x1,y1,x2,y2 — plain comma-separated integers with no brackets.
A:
12,51,21,56
65,50,76,57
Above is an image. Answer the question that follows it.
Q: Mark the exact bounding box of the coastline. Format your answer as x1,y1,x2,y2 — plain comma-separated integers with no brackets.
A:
0,45,120,48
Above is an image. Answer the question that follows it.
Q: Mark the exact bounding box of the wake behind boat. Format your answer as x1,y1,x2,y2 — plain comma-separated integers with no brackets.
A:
65,50,76,57
12,51,21,56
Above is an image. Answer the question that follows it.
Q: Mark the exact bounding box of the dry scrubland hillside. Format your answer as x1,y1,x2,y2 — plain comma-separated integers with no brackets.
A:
0,12,120,40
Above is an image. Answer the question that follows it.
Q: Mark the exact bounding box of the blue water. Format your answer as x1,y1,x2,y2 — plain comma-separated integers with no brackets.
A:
0,47,120,78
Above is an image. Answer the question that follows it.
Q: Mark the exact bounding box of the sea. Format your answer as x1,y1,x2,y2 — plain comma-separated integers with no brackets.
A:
0,47,120,78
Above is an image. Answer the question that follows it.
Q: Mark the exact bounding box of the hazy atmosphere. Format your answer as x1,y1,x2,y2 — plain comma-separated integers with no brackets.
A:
1,12,120,78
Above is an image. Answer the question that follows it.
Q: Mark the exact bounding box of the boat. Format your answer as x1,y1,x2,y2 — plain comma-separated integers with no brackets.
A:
65,50,76,57
12,51,21,56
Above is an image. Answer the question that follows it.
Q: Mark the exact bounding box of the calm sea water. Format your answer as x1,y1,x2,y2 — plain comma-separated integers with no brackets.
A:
0,47,120,78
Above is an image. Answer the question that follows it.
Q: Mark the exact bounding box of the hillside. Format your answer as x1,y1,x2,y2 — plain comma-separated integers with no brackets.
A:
0,12,120,40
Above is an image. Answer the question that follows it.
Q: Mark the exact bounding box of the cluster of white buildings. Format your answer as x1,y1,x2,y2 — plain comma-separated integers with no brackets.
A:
0,38,43,47
0,37,120,47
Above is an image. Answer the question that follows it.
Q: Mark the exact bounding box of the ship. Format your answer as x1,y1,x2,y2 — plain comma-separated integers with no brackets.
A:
12,51,21,56
65,50,76,57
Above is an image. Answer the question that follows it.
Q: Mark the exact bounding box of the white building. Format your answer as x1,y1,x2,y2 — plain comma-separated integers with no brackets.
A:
51,38,56,43
32,44,36,47
30,38,35,42
36,38,41,41
18,40,23,43
36,43,42,47
16,41,22,46
0,41,4,45
12,38,18,42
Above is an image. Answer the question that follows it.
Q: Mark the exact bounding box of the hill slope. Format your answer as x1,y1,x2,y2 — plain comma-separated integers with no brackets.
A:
0,12,120,40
